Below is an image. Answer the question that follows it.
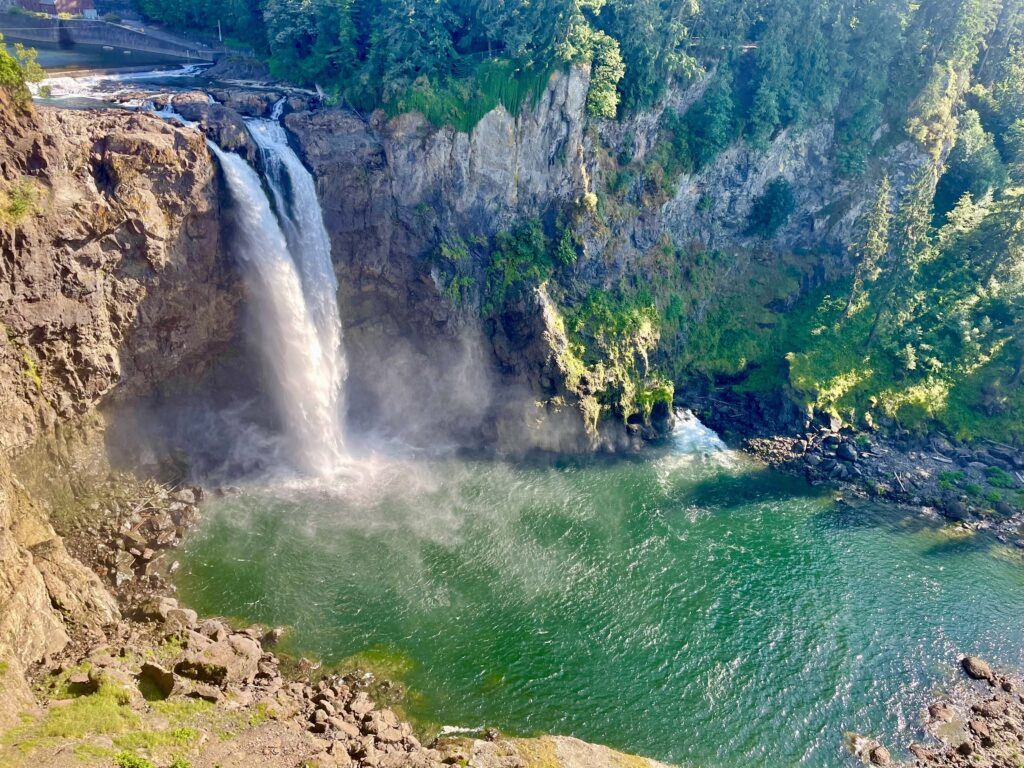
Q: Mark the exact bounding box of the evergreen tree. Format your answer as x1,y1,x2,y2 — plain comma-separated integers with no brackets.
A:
866,169,937,350
845,176,893,319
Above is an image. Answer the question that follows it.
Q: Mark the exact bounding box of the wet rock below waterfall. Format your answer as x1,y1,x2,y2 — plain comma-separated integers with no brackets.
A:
175,102,258,163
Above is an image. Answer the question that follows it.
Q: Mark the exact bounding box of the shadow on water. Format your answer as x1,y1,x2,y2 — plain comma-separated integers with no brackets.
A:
678,460,825,509
821,496,1024,572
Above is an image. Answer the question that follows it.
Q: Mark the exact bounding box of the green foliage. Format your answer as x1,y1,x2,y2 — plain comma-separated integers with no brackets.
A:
599,0,699,113
560,288,665,423
113,753,156,768
482,219,553,314
555,227,579,266
680,70,736,170
986,466,1017,488
443,275,475,306
939,470,966,489
576,27,625,118
934,110,1006,220
129,0,1016,145
3,178,38,223
0,35,43,110
3,679,140,749
746,179,795,237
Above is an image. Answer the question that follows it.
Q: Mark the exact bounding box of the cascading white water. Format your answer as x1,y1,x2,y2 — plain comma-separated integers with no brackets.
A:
245,102,346,429
208,142,346,477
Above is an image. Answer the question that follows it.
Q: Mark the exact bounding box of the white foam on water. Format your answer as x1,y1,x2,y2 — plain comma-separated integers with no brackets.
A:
34,63,208,101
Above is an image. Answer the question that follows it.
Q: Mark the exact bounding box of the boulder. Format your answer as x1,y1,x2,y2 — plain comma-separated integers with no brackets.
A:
208,87,283,118
164,607,198,632
174,102,258,163
837,443,859,463
349,691,375,717
137,596,179,621
138,662,176,699
972,698,1009,718
174,634,261,685
942,499,970,522
962,656,995,683
197,618,230,642
929,702,956,722
868,745,891,766
262,626,287,646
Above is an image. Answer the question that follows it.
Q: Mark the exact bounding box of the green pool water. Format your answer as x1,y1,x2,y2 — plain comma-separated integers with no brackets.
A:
176,423,1024,767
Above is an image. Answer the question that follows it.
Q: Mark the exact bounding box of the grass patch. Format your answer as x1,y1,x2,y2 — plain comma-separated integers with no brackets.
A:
1,179,37,223
939,470,966,490
113,727,199,751
385,61,557,133
149,698,214,725
2,680,139,761
113,753,155,768
985,466,1018,489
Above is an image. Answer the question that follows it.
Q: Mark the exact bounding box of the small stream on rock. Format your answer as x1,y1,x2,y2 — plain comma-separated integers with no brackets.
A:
37,67,1024,768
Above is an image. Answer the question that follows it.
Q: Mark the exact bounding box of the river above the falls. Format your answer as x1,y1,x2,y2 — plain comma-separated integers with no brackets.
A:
175,419,1024,767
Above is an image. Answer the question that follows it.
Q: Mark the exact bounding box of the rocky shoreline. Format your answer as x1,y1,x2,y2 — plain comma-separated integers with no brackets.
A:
852,656,1024,768
3,472,671,768
688,390,1024,553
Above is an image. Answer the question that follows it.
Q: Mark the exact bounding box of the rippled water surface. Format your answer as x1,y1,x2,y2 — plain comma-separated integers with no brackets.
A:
177,424,1024,766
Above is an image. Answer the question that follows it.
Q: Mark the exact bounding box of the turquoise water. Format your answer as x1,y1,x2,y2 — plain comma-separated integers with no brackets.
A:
177,424,1024,767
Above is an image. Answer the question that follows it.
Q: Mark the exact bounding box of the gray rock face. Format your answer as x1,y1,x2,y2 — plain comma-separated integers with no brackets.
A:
284,64,932,453
286,67,597,451
175,100,258,162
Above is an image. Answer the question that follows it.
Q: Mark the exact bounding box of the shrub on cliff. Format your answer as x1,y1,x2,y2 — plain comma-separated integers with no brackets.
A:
0,36,42,110
746,179,795,238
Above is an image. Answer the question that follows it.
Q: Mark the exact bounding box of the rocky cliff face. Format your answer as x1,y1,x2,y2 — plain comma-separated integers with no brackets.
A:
284,66,927,453
0,98,239,455
0,451,120,730
0,93,239,723
286,67,594,451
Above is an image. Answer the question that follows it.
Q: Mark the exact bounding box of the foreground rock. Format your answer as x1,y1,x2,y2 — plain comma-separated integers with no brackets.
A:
1,568,676,768
853,657,1024,768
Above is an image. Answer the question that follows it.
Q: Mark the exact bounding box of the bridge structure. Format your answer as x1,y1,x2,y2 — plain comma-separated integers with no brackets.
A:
0,12,219,61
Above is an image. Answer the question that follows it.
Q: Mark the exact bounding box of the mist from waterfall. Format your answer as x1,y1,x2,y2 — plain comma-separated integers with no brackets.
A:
208,139,346,477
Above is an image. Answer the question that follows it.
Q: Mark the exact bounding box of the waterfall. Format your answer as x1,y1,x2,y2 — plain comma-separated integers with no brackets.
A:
245,102,346,422
208,141,346,477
